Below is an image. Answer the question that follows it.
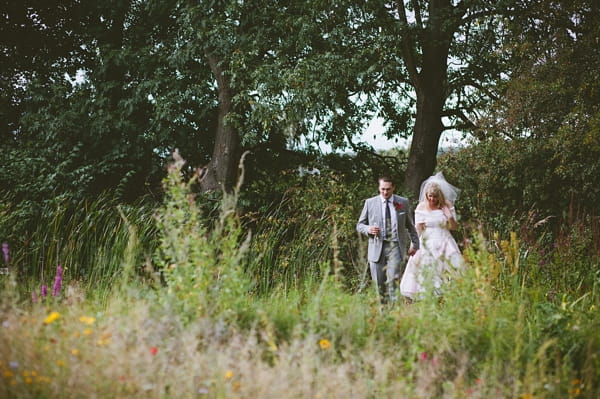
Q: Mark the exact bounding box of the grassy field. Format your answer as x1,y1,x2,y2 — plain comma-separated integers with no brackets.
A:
1,162,598,398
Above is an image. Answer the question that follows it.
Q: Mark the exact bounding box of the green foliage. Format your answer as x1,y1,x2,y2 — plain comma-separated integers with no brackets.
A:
1,143,600,396
153,154,250,322
245,166,375,294
0,193,156,298
439,133,600,238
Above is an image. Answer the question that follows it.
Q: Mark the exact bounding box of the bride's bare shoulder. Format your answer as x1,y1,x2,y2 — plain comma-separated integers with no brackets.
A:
415,202,427,211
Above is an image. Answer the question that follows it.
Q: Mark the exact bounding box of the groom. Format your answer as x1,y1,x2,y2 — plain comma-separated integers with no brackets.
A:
357,176,419,304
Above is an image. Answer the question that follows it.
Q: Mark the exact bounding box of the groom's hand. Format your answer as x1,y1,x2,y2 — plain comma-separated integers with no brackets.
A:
368,226,380,235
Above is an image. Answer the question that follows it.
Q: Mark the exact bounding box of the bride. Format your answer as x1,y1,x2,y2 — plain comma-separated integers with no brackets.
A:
400,172,464,300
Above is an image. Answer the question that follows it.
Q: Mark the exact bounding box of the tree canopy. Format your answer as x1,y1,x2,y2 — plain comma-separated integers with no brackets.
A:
1,0,597,207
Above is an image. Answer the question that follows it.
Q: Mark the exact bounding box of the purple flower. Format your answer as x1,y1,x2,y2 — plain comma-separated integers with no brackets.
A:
41,284,48,298
52,265,63,297
32,291,38,303
1,242,8,265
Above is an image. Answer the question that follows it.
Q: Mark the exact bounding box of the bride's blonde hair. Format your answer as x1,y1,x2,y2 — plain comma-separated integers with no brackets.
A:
424,182,447,207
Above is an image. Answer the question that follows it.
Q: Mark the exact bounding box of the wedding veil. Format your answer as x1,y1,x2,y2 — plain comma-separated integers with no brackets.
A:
418,172,460,204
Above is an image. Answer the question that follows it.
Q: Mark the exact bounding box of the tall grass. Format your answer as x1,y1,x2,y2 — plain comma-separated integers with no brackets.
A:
4,195,156,301
1,164,599,397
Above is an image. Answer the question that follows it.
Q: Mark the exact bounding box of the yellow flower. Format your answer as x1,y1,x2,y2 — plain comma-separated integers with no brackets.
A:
84,328,93,336
521,394,533,399
25,376,33,384
79,316,95,325
56,360,65,367
3,370,14,378
96,330,112,346
44,311,61,324
71,348,80,356
319,339,332,350
224,370,234,380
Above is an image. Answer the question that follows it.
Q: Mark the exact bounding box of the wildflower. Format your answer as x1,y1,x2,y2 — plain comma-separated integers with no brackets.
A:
56,360,65,367
52,265,63,297
150,346,158,356
419,352,428,361
71,349,79,356
1,242,9,265
3,370,14,378
79,316,95,325
318,339,332,350
224,370,234,380
521,394,533,399
41,284,48,298
44,311,61,324
9,361,18,369
569,379,583,397
83,328,93,336
96,332,111,346
2,320,9,328
32,291,38,303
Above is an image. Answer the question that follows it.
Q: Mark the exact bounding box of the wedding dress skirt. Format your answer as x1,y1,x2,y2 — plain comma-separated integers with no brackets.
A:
400,209,464,299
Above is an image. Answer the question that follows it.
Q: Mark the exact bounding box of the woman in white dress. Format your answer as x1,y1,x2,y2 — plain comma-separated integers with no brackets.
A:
400,172,464,300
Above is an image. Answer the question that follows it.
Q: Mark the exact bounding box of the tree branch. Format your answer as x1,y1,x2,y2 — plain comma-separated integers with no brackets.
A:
396,0,420,88
442,108,477,130
345,131,398,168
411,0,423,27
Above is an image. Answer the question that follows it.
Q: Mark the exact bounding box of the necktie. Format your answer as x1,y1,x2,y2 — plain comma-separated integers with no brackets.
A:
385,200,392,240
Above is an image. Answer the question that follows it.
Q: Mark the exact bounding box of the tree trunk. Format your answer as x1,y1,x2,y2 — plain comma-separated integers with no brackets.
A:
402,0,454,199
404,86,445,199
200,53,241,193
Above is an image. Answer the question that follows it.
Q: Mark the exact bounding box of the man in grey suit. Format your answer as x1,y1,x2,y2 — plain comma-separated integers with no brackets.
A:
357,176,419,304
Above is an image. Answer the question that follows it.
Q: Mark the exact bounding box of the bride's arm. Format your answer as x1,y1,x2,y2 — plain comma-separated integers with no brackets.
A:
442,201,458,230
415,202,427,235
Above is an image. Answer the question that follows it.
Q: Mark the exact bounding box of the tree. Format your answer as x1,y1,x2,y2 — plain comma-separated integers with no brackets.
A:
354,1,520,196
245,1,523,197
0,0,222,205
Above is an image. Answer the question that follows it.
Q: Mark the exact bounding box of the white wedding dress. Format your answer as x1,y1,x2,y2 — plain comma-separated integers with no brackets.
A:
400,207,464,299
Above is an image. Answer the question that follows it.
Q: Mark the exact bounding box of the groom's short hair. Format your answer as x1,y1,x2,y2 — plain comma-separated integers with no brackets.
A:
378,176,394,185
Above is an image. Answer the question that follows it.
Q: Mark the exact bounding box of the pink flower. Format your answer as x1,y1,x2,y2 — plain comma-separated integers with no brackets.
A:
41,284,48,298
150,346,158,355
52,265,63,297
1,243,9,264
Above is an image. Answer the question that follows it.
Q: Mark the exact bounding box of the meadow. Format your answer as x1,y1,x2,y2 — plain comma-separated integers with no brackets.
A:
1,159,599,399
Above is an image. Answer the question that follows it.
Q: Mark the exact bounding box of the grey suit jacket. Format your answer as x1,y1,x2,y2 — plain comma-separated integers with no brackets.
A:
356,194,420,263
